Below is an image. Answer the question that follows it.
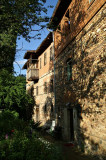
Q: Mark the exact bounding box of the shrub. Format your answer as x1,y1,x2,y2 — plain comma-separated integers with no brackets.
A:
51,126,62,140
0,110,29,140
0,111,63,160
0,131,63,160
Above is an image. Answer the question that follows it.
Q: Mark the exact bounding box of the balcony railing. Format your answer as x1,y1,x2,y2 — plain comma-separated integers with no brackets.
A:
27,68,39,81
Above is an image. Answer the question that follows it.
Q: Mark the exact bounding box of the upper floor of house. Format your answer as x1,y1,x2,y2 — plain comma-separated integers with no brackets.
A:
22,32,54,82
49,0,105,57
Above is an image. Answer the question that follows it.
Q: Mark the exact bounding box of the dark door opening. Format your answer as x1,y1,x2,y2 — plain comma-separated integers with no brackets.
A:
70,109,74,141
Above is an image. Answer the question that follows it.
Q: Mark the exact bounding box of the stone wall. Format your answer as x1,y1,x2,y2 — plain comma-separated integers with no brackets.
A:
32,70,55,126
55,4,106,157
54,0,105,57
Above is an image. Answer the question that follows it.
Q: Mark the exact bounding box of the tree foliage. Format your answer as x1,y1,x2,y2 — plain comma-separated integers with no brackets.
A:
0,0,51,70
0,69,34,120
1,0,49,39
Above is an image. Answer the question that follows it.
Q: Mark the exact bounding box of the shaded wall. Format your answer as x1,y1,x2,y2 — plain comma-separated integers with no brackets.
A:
55,3,106,156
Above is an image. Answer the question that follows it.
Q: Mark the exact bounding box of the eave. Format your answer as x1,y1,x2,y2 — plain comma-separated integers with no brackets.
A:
23,32,52,59
49,0,72,30
35,32,52,56
24,50,36,59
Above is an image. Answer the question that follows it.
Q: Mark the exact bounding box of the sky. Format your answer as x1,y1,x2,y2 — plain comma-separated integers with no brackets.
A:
14,0,58,76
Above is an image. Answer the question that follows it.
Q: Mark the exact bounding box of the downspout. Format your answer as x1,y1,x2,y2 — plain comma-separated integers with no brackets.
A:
52,32,57,124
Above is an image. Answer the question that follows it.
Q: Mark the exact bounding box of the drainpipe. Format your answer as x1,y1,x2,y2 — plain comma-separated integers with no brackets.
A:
47,28,56,126
52,32,57,124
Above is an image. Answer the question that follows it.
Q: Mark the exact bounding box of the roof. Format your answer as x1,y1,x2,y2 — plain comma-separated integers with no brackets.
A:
24,32,53,59
24,50,36,59
49,0,71,30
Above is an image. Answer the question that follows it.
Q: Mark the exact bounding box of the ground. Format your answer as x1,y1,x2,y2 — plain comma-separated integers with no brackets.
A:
62,144,95,160
42,133,103,160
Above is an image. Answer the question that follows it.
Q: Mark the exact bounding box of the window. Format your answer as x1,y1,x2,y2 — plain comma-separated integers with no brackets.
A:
50,79,53,92
44,53,47,65
66,59,72,81
44,82,47,94
50,47,53,61
40,58,41,69
36,86,38,95
48,79,53,93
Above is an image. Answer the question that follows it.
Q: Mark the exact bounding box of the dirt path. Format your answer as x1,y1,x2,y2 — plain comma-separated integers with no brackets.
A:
62,144,91,160
42,133,99,160
59,142,102,160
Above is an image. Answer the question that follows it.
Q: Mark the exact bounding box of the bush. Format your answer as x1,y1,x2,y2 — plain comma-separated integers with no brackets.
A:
51,126,62,140
0,111,63,160
0,71,34,121
30,120,42,131
0,131,63,160
0,110,29,140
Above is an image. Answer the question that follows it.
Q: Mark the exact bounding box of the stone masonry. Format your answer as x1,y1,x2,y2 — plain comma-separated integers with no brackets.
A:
54,1,106,158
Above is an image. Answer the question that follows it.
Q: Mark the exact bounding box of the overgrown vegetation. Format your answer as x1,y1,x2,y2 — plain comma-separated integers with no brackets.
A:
0,110,63,160
0,0,52,71
0,1,63,159
0,69,62,160
0,69,34,120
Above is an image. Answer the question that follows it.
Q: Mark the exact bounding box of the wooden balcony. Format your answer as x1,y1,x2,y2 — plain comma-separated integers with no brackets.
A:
27,68,39,81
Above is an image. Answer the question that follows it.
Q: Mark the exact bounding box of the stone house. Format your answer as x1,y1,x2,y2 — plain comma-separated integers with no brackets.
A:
50,0,106,156
23,32,55,128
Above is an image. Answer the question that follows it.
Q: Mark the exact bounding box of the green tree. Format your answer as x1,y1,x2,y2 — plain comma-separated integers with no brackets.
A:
0,69,34,121
0,0,50,71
